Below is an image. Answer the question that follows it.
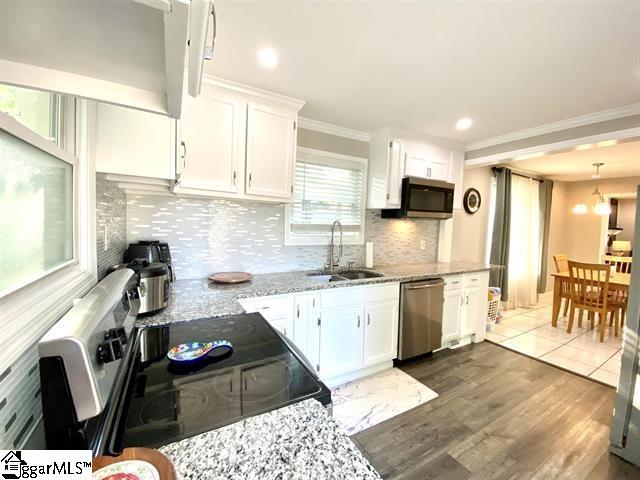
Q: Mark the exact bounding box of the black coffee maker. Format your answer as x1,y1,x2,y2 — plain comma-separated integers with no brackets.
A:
124,240,175,282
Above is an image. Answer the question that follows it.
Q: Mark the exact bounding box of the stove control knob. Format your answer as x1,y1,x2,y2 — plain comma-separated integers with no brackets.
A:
110,338,123,360
96,343,113,364
115,327,127,344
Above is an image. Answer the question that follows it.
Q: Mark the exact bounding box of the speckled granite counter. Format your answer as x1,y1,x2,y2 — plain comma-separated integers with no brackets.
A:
158,399,381,480
139,261,495,327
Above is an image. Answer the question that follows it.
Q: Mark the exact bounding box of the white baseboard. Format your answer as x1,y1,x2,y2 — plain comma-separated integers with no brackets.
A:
324,361,393,389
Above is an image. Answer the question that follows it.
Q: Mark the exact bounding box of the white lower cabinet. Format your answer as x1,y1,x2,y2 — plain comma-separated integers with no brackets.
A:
442,272,489,345
318,306,364,379
242,283,399,385
363,301,399,367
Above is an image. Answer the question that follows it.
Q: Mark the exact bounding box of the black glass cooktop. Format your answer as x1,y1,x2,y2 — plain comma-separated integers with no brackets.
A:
117,313,331,449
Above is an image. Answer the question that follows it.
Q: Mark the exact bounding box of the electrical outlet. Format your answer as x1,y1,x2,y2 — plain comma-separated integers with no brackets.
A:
420,239,426,250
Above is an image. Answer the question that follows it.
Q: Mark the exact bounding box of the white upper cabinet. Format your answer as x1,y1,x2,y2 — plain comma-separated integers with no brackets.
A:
94,102,176,180
178,91,245,194
0,0,214,118
367,133,404,209
368,127,464,209
245,102,296,199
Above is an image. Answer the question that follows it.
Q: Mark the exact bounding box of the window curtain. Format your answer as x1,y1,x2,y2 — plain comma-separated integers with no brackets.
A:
538,179,554,293
489,168,512,299
507,174,541,309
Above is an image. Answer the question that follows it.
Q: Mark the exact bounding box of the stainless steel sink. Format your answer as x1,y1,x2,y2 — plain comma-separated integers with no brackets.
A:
307,274,348,282
336,270,384,280
307,270,383,282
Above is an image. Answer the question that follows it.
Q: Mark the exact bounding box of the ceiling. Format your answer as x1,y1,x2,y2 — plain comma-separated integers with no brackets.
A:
503,140,640,181
208,1,640,143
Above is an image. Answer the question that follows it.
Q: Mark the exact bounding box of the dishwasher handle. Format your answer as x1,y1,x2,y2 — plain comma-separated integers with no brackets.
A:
402,279,445,291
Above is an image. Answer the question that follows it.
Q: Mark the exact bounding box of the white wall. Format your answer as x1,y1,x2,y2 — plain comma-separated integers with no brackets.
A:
451,166,493,263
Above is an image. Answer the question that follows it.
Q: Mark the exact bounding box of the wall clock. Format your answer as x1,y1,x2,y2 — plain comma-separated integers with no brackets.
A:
463,188,481,214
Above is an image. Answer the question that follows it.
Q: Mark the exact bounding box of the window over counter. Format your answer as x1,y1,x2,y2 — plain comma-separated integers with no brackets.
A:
285,147,367,245
0,84,60,144
0,129,74,294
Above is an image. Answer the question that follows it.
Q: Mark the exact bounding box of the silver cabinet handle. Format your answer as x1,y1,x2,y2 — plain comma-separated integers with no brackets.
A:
233,171,237,185
180,141,187,172
357,315,361,328
466,296,469,305
405,283,444,291
367,313,371,325
248,173,252,187
204,2,216,60
296,305,300,318
284,327,287,336
459,296,463,306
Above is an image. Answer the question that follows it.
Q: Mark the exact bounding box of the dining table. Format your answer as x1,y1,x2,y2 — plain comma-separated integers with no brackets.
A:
550,270,631,327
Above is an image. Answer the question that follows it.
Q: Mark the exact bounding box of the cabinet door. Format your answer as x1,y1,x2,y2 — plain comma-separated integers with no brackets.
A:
428,156,450,180
363,301,398,367
245,101,296,199
404,152,428,178
460,287,480,336
180,92,244,193
318,307,364,379
386,139,403,207
442,288,463,342
293,294,320,366
95,102,174,179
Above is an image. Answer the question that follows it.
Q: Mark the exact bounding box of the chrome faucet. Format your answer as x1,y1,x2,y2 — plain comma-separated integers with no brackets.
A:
325,220,343,272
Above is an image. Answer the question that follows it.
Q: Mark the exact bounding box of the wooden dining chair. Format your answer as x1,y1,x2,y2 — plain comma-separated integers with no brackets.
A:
603,255,632,274
553,254,571,317
567,261,622,342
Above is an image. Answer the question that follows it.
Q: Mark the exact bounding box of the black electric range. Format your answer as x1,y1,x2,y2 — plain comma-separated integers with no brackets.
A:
37,270,331,455
113,313,331,451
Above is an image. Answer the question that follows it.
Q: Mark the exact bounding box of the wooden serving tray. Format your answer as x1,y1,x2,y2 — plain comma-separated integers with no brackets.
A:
93,447,175,480
208,271,253,283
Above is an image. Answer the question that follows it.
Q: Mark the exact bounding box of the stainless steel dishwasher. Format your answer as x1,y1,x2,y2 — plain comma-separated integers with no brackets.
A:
398,278,445,360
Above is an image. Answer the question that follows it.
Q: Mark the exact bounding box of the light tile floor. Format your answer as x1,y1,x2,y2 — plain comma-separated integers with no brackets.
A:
486,296,622,387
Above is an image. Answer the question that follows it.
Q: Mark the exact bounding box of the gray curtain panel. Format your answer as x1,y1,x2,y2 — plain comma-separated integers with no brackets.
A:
489,167,512,299
537,179,554,293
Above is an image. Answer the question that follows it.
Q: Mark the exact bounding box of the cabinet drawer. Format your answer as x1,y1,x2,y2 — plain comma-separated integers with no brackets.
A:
464,273,484,288
320,287,363,310
444,275,463,291
239,295,291,320
362,283,399,303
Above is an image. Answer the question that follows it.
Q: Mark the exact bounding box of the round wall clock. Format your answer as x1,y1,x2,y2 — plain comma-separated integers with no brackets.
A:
463,188,481,214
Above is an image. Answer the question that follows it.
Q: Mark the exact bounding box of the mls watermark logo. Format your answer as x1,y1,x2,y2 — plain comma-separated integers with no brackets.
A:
0,450,92,479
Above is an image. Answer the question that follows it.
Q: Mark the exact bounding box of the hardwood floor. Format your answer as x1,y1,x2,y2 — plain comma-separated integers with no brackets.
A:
352,342,640,480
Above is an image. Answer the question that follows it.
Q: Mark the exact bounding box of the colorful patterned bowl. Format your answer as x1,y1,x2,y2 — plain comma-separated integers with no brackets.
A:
166,340,233,363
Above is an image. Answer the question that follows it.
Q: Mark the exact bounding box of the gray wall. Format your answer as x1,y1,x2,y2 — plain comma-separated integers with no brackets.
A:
298,128,369,158
96,173,128,278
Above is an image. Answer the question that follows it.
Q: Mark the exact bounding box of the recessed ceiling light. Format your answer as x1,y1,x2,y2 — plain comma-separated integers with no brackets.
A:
257,47,278,69
596,140,617,148
455,117,472,130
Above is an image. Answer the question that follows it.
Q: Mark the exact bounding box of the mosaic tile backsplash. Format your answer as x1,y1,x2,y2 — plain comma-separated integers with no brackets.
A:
127,195,439,280
96,173,127,279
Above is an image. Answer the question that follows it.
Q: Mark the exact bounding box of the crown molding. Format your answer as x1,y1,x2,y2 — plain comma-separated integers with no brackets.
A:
200,75,305,111
464,127,640,167
466,103,640,152
298,117,370,142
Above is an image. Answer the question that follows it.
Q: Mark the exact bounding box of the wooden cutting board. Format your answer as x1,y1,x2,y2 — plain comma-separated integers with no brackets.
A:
93,447,175,480
208,271,253,283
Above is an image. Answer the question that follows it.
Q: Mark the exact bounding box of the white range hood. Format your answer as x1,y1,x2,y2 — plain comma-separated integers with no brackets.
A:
0,0,215,118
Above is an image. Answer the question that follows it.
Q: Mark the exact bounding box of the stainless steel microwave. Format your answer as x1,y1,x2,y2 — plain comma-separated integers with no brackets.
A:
381,177,455,219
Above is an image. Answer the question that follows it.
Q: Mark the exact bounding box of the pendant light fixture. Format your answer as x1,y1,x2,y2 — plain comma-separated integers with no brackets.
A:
572,163,611,216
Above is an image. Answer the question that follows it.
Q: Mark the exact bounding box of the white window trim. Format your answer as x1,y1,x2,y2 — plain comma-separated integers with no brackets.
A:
0,99,97,446
284,147,368,246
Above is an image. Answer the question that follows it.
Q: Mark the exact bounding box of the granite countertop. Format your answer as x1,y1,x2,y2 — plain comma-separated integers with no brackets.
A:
138,261,496,327
159,399,381,480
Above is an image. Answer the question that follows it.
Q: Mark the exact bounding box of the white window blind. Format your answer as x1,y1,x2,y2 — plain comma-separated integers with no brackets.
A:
286,149,366,245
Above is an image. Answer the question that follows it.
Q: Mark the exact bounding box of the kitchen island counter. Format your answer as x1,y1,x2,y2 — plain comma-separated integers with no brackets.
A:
138,261,497,327
159,398,381,480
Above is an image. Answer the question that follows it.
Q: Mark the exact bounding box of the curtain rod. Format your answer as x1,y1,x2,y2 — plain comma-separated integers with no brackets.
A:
492,166,543,183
